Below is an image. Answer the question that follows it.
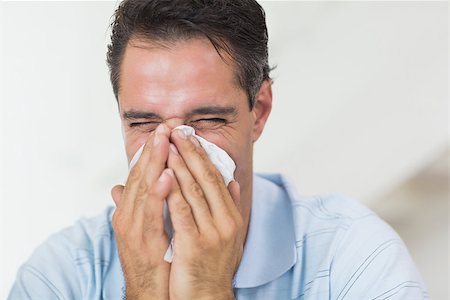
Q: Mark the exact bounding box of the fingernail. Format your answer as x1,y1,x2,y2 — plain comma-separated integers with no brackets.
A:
176,128,188,139
169,143,179,155
158,170,168,182
153,132,160,146
154,124,167,146
190,136,200,147
166,168,174,177
158,168,173,182
156,124,167,135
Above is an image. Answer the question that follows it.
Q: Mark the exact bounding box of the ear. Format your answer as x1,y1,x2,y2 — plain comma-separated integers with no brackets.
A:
251,80,273,143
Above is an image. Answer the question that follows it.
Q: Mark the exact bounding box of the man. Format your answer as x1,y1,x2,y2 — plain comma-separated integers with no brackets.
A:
9,0,427,299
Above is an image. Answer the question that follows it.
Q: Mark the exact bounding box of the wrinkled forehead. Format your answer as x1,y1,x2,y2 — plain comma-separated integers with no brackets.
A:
117,37,245,116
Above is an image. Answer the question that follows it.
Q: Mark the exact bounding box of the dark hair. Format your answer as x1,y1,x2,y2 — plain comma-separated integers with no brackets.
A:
106,0,271,109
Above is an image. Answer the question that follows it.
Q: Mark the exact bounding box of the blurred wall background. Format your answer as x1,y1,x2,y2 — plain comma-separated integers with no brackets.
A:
0,1,448,299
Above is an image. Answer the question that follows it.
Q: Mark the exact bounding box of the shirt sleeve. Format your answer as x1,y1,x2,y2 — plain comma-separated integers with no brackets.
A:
329,214,429,300
7,233,82,300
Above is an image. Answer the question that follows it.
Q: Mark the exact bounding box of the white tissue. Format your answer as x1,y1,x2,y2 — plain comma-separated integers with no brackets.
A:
128,125,236,263
174,125,235,185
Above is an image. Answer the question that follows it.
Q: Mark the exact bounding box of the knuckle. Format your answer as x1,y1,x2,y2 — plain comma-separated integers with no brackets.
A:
221,217,239,240
197,149,215,166
137,183,148,194
129,166,141,180
142,221,161,236
197,148,209,160
169,152,181,166
175,200,192,217
203,168,219,183
190,182,204,198
142,215,164,237
198,233,219,251
221,227,236,241
186,140,197,152
143,208,155,222
133,194,144,207
144,137,154,151
143,207,160,223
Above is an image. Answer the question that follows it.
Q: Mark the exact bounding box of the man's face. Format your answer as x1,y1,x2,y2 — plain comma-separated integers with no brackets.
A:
117,37,271,207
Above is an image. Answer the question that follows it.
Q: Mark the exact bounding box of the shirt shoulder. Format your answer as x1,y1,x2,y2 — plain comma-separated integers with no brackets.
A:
289,191,428,299
257,173,427,299
8,206,119,300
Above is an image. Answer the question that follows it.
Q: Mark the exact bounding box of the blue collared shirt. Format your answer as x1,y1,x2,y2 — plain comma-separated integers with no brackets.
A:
8,173,428,299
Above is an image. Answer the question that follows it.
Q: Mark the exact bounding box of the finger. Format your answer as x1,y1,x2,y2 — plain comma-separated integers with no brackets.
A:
129,124,170,173
167,144,214,233
171,129,238,219
166,168,199,238
139,124,170,205
140,168,174,241
133,124,169,216
111,185,125,207
119,131,156,215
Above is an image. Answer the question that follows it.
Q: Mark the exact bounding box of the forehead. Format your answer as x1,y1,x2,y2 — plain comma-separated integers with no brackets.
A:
118,38,244,114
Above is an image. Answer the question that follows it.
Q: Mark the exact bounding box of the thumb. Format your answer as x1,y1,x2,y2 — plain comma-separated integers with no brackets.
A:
111,185,125,207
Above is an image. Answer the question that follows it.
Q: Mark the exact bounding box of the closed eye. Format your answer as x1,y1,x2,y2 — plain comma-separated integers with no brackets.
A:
129,122,160,132
195,118,226,124
191,118,227,129
130,122,156,127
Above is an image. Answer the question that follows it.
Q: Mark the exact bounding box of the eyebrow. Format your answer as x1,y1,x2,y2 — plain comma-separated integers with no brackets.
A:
122,110,161,121
187,106,237,118
122,105,238,121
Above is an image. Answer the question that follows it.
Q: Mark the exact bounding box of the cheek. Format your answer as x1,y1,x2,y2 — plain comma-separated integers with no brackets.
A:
231,134,253,173
202,129,253,174
123,129,149,163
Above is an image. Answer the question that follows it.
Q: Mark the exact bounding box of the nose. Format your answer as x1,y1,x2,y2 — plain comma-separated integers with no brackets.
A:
164,118,185,132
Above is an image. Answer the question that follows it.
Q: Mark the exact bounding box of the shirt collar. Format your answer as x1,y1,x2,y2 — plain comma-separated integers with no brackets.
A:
233,173,297,288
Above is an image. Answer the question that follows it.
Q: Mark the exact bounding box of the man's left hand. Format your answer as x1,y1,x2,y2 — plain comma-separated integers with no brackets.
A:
166,128,244,300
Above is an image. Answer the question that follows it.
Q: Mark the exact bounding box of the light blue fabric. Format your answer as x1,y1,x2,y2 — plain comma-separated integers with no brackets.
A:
8,173,428,299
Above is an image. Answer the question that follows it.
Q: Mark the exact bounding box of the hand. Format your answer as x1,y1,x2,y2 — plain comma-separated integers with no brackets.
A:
111,124,172,300
166,129,244,300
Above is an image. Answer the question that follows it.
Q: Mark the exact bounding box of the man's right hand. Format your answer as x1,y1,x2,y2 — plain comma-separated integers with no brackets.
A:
111,124,171,300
